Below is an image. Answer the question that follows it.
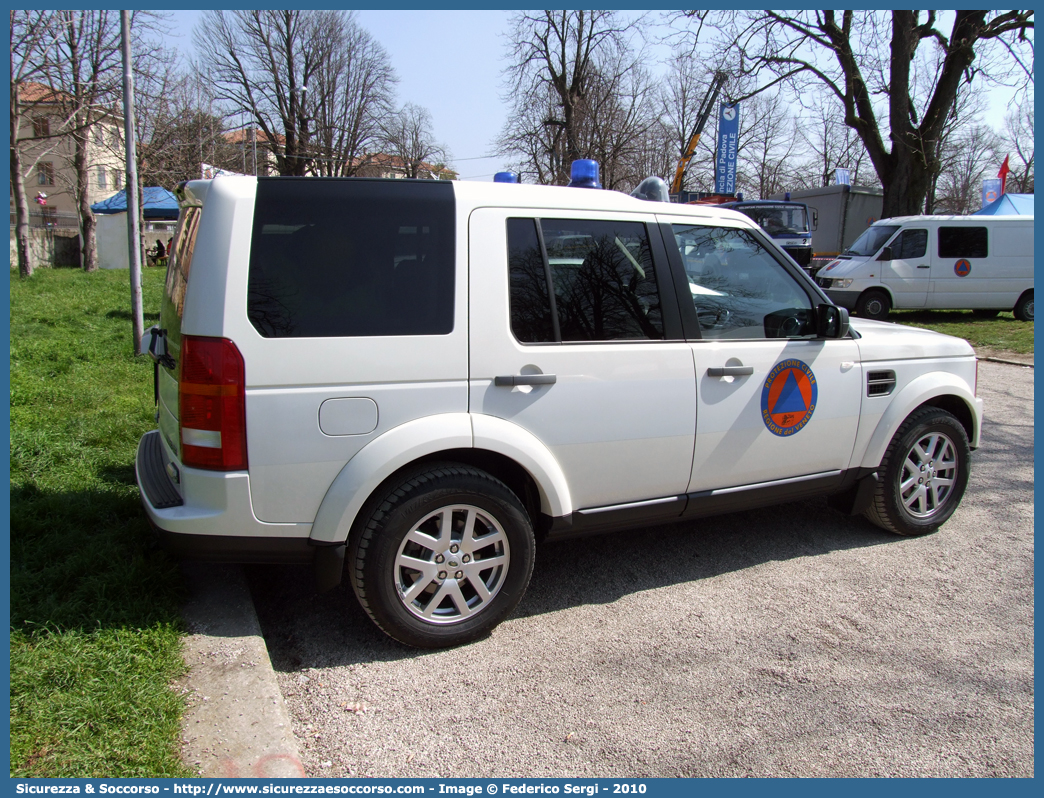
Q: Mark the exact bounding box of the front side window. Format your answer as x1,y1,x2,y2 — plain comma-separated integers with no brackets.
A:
938,226,988,259
248,179,455,338
508,217,663,343
671,224,814,339
893,228,927,259
845,225,900,257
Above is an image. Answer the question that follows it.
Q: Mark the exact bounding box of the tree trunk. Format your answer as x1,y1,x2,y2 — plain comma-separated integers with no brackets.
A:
880,153,935,218
10,139,33,278
74,129,98,272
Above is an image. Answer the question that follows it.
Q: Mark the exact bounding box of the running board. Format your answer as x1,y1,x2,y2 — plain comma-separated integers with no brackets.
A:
546,471,849,540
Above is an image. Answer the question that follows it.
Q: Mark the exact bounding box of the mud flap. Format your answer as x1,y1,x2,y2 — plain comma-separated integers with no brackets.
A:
313,543,346,592
828,471,879,516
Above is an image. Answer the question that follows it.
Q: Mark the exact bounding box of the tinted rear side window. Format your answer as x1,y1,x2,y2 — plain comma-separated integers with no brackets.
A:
507,218,664,342
248,179,455,338
938,226,988,259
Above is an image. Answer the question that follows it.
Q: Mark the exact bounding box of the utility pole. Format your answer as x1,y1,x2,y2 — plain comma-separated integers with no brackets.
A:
120,10,144,355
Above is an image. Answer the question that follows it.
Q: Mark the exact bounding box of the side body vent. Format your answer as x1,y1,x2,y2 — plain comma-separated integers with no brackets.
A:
867,370,897,397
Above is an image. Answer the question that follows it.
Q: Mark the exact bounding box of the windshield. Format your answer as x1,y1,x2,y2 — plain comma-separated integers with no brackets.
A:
734,204,809,236
844,225,900,257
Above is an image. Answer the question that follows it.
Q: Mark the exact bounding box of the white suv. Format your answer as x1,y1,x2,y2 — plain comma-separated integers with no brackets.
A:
136,172,983,648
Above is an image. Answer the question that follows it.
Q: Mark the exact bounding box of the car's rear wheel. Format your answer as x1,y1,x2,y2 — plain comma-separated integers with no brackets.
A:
855,289,891,320
864,407,970,536
348,464,535,648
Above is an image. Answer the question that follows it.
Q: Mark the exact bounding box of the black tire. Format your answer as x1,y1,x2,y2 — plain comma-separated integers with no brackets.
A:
1013,290,1034,322
348,463,535,648
855,289,891,320
864,407,971,536
972,309,1000,319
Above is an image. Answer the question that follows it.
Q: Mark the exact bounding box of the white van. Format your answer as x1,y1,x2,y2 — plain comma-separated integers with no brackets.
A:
815,215,1033,321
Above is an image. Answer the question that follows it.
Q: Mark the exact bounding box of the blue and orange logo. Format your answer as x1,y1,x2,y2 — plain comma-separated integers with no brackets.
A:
954,259,971,277
761,359,817,436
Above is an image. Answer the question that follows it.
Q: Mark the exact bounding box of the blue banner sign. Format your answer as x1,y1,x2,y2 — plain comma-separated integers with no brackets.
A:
982,178,1001,208
714,103,740,194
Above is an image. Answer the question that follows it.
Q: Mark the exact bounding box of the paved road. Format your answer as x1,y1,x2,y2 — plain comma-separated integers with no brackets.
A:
247,360,1034,778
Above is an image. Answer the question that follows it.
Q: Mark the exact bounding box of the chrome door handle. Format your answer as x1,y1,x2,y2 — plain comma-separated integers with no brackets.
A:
494,374,557,387
707,366,753,377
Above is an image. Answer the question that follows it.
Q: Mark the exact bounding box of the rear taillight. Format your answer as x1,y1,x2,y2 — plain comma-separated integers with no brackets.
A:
179,336,247,470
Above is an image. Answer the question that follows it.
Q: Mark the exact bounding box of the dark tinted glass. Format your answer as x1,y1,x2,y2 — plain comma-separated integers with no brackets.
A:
507,218,555,343
247,179,455,338
163,206,202,323
938,226,988,258
894,228,927,259
542,219,663,341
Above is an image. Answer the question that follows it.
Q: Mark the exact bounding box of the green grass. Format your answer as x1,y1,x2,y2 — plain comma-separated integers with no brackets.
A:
888,309,1034,355
10,267,193,778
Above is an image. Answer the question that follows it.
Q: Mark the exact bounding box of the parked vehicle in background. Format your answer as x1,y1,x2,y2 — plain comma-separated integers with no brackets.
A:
721,198,817,268
771,184,884,274
816,214,1034,321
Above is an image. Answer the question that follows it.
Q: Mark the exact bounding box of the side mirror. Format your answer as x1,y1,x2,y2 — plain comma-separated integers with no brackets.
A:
817,304,850,339
877,246,893,262
811,209,818,230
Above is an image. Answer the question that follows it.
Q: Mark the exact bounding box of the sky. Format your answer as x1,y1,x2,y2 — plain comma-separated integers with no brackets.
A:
163,10,1025,183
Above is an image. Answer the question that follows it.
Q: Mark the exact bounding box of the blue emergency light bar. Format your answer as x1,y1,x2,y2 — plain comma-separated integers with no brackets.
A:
568,159,601,189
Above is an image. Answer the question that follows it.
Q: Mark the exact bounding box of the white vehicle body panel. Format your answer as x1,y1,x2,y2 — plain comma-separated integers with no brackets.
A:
137,176,983,556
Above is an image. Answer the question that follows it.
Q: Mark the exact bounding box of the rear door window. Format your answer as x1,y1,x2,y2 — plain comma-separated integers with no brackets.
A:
247,179,455,338
507,218,664,343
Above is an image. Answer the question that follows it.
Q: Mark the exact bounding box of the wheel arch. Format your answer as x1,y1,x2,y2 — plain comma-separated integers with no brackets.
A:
856,285,894,312
308,413,573,545
859,373,981,471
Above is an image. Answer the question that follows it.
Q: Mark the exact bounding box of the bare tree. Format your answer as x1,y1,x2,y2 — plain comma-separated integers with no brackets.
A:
922,82,989,213
497,10,651,187
794,98,874,190
685,11,1034,217
34,10,126,272
736,90,801,199
378,103,449,179
309,21,396,176
931,123,1001,213
195,10,395,177
657,55,720,193
1001,96,1034,194
10,10,57,278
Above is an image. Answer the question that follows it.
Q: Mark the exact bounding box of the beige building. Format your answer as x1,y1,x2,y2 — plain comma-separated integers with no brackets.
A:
11,82,125,227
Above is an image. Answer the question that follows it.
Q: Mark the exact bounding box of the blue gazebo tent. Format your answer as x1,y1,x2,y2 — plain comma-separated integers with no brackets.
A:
91,186,179,220
973,193,1034,216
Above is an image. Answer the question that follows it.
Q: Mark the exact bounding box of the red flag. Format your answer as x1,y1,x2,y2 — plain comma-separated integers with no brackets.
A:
998,155,1011,194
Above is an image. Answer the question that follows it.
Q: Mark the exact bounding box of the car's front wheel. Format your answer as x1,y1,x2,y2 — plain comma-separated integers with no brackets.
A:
864,407,971,536
348,464,535,648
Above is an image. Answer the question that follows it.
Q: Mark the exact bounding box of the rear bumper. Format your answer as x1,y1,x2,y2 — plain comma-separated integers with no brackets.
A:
135,430,313,562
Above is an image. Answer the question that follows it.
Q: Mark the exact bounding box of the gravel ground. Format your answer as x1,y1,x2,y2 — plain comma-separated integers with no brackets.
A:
247,359,1033,778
